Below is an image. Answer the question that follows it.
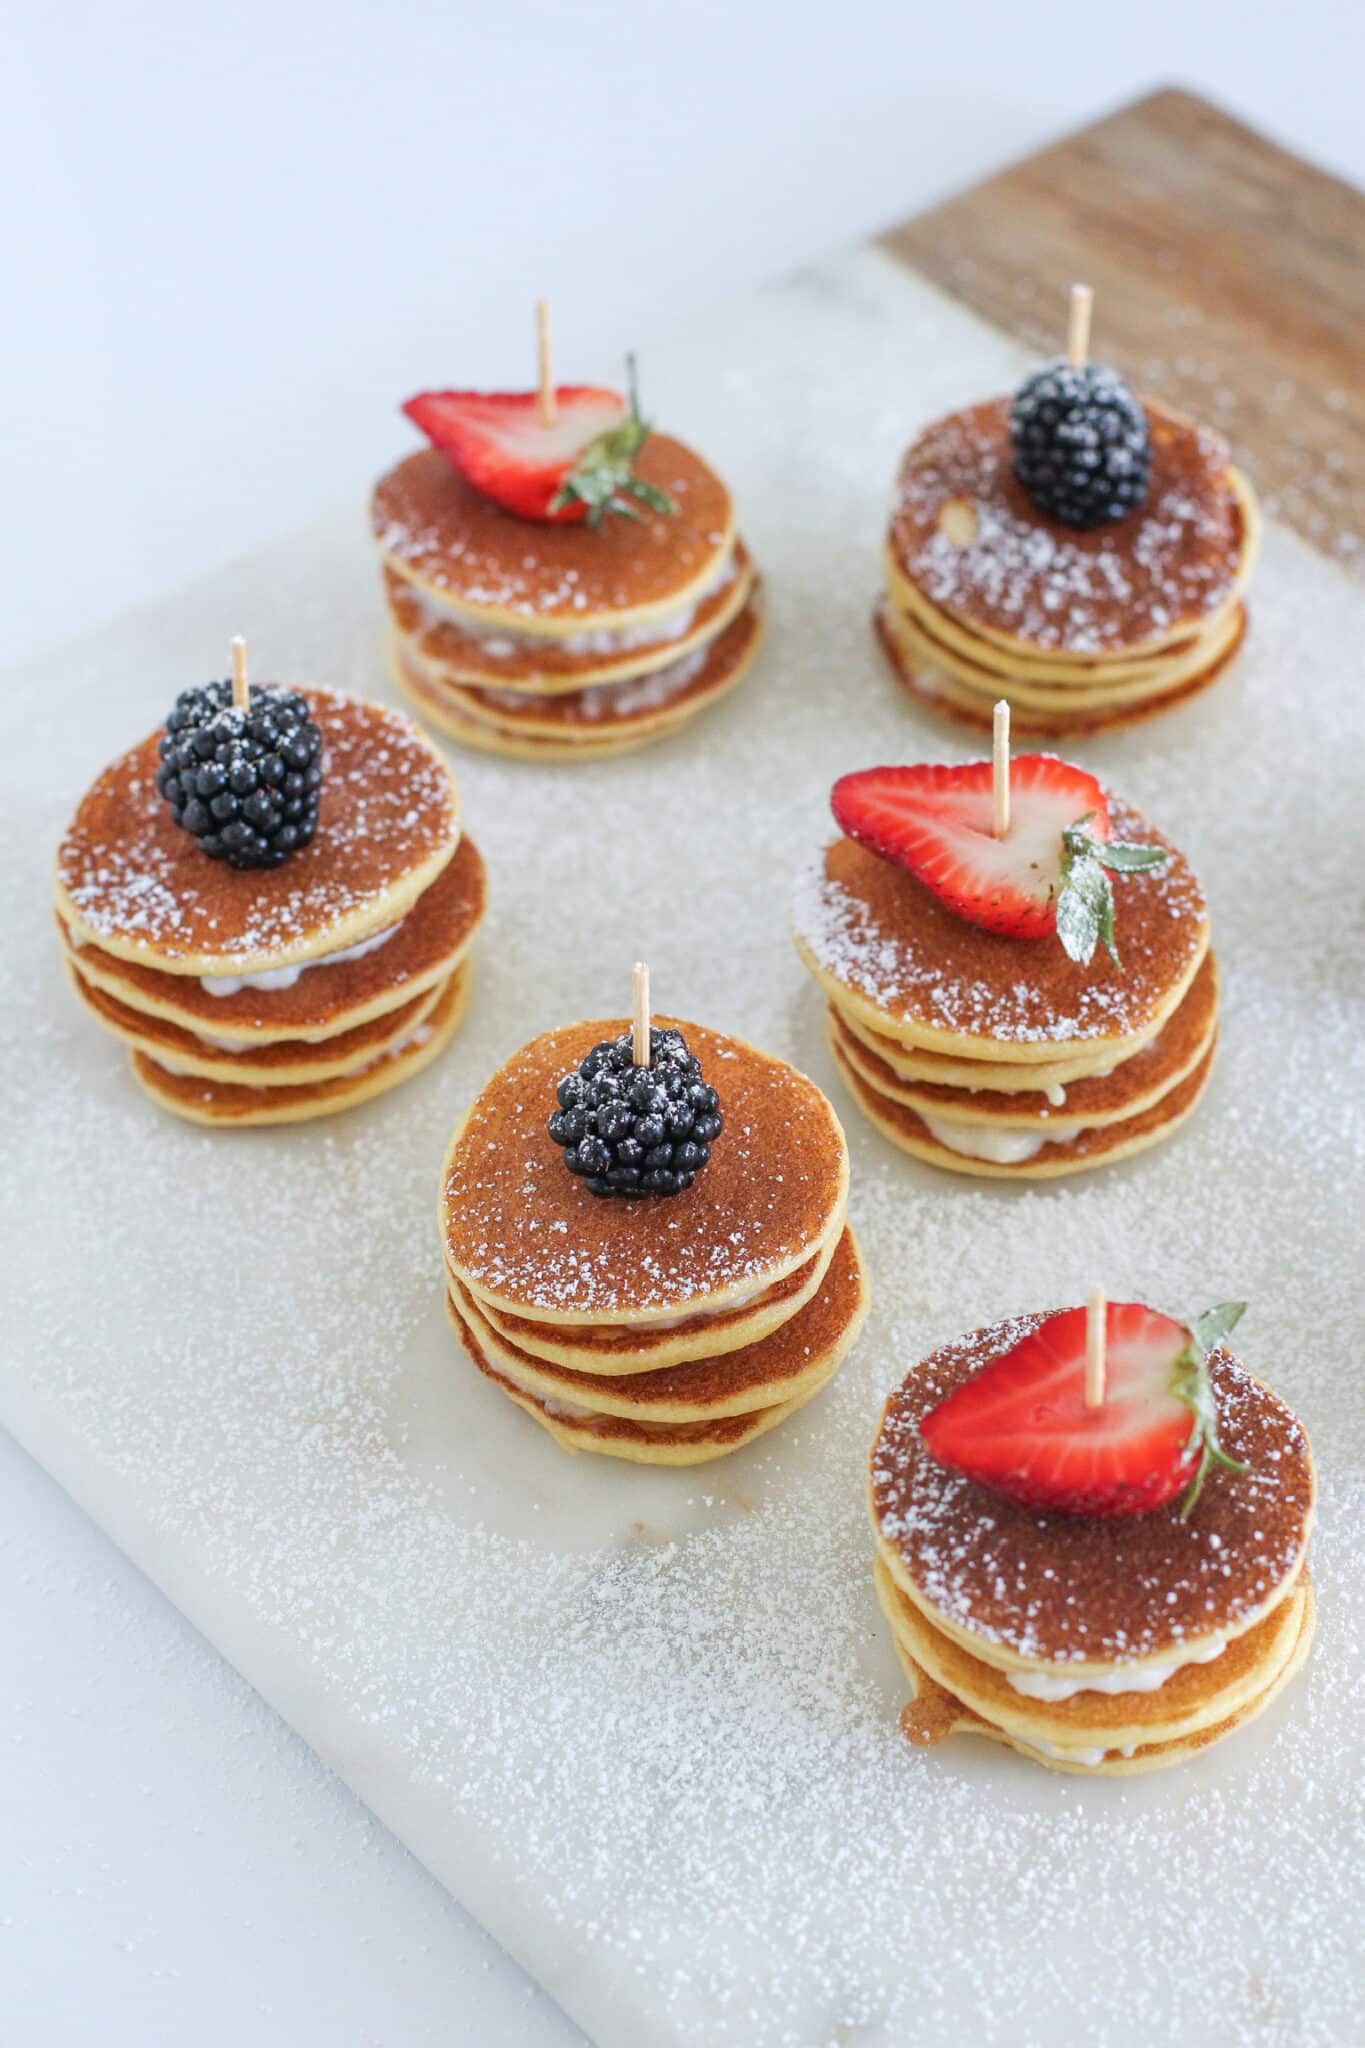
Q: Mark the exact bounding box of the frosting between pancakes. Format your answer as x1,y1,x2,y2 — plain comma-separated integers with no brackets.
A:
200,917,404,996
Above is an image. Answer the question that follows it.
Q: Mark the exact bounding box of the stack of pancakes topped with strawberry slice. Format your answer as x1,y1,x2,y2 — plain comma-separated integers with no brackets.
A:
56,657,485,1126
876,289,1258,736
871,1299,1315,1774
373,352,762,761
793,749,1217,1178
439,997,867,1464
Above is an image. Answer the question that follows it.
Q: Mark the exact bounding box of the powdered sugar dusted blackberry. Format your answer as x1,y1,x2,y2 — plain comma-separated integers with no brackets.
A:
56,688,461,970
4,250,1363,2048
889,398,1242,652
872,1314,1314,1663
442,1021,847,1317
794,795,1206,1045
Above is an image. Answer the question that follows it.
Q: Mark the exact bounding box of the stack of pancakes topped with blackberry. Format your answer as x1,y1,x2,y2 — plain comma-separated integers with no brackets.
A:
871,1296,1315,1774
56,641,485,1125
373,309,762,761
876,285,1259,736
793,725,1217,1178
439,969,866,1464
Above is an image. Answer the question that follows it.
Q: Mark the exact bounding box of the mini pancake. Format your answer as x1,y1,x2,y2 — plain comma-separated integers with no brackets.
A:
827,951,1218,1136
870,1314,1315,1674
885,554,1249,706
55,833,486,1045
446,1290,841,1466
875,1553,1306,1755
382,541,753,693
830,998,1148,1093
441,1018,850,1326
446,1226,867,1422
394,658,657,762
876,598,1249,740
830,1030,1216,1178
131,963,470,1126
469,1227,841,1375
792,805,1208,1065
372,435,736,636
886,398,1247,658
885,1584,1315,1775
67,953,446,1083
55,688,462,976
397,593,763,741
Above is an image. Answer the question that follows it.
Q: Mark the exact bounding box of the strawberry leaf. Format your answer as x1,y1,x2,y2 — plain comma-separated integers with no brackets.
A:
1056,815,1168,969
1172,1300,1249,1518
548,353,678,529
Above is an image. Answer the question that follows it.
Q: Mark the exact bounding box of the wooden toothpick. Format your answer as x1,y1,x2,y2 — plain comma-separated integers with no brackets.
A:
535,299,556,428
1067,283,1093,371
992,698,1011,839
632,961,651,1067
230,635,250,712
1084,1286,1107,1409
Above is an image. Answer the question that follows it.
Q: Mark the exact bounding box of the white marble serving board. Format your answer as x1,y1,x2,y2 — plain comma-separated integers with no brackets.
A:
4,249,1363,2048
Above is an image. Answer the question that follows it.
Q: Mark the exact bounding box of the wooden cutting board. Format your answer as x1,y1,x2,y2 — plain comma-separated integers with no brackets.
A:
881,88,1365,572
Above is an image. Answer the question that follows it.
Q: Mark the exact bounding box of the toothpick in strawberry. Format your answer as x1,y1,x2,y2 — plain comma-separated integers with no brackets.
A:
403,355,676,528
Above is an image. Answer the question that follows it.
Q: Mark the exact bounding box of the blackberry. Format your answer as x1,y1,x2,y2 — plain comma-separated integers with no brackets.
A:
155,682,323,869
1010,360,1150,530
547,1026,723,1199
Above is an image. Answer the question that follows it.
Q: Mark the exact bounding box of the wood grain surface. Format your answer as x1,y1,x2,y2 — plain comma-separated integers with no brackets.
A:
882,88,1364,570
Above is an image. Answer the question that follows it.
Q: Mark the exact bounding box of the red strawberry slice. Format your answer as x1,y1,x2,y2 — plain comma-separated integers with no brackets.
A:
831,755,1111,940
402,359,676,528
918,1301,1246,1518
403,387,625,522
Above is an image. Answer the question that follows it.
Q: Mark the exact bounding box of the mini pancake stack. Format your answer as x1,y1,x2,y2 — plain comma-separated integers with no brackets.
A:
877,397,1259,738
870,1312,1316,1775
374,437,762,761
439,1018,866,1463
56,687,486,1125
793,758,1217,1179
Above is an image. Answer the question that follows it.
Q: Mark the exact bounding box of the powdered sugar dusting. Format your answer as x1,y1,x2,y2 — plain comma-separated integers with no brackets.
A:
4,250,1362,2046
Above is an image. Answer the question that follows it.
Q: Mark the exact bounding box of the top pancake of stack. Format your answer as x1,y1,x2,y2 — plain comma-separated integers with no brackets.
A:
440,1018,849,1329
55,688,463,979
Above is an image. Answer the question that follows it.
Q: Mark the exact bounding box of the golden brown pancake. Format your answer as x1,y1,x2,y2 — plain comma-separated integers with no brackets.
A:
447,1226,867,1420
67,955,445,1082
870,1313,1315,1671
404,595,763,738
876,1554,1306,1752
131,963,470,1125
827,950,1218,1132
441,1018,849,1324
830,1031,1216,1179
57,832,486,1043
372,436,735,633
877,599,1249,739
793,799,1208,1064
887,398,1243,656
383,542,753,692
473,1233,836,1375
55,688,462,975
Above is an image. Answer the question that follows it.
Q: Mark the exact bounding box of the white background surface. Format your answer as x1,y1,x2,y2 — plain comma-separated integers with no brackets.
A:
3,8,1362,2046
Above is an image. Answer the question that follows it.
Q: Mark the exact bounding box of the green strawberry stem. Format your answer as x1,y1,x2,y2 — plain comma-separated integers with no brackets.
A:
1056,812,1168,968
548,354,678,528
1172,1300,1249,1518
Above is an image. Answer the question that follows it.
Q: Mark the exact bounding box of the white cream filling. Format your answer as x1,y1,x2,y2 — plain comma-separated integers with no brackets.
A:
644,1276,779,1330
1029,1740,1110,1767
919,1112,1083,1165
147,1014,434,1083
199,918,403,997
411,546,737,659
1006,1636,1227,1702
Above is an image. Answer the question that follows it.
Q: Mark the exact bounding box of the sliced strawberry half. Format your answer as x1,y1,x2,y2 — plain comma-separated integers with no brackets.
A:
830,755,1168,963
402,357,676,527
919,1301,1248,1518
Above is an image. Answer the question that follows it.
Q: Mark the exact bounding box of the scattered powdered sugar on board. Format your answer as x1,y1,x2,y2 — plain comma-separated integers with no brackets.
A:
3,248,1363,2047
